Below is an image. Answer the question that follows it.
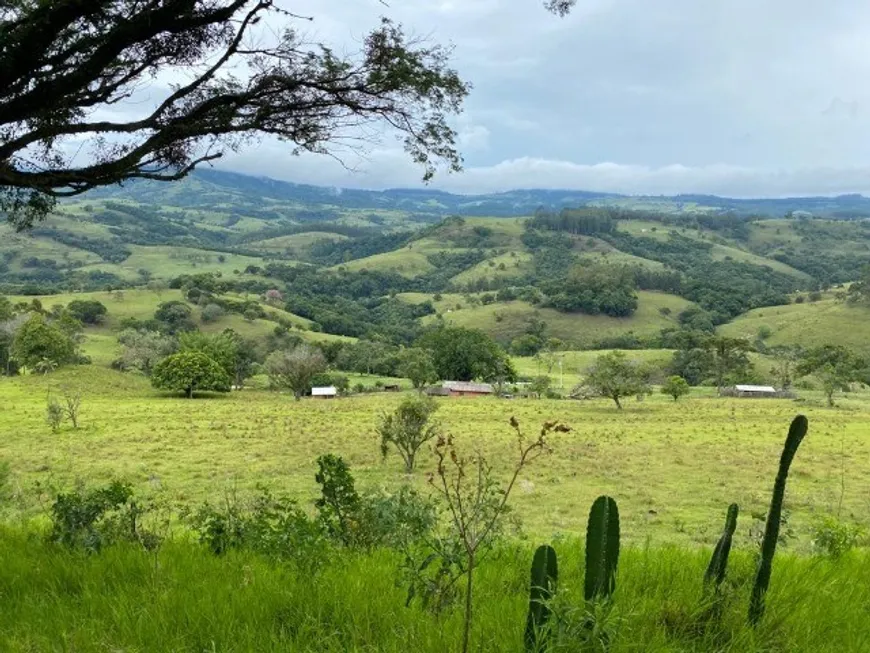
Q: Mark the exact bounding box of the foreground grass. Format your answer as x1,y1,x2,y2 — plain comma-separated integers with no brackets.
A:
3,368,870,550
1,528,868,652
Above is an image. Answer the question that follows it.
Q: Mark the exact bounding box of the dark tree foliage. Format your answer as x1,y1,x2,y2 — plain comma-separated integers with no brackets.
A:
416,325,515,383
0,1,469,228
66,300,108,325
307,231,415,266
544,263,638,317
530,207,615,235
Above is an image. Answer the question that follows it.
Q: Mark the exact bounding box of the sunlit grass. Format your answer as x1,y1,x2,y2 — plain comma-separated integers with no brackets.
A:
2,367,869,550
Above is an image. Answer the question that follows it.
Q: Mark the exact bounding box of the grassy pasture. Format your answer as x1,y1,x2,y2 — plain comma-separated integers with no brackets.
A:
2,367,869,551
719,298,870,356
420,292,693,346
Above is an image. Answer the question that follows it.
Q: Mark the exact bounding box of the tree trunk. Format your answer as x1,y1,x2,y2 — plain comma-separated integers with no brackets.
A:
613,395,622,409
827,391,834,407
186,386,193,399
462,551,475,653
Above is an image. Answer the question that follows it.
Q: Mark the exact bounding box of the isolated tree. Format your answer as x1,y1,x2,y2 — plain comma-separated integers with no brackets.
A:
417,326,515,383
585,351,651,409
0,1,470,229
768,345,800,390
797,345,863,407
11,314,76,370
265,344,326,399
710,337,753,392
66,300,108,325
397,347,438,391
154,301,196,334
179,330,238,380
117,328,177,375
661,375,690,401
377,395,439,473
151,351,230,398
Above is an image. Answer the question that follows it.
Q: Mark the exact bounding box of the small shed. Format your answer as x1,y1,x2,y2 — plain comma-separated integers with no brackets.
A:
442,381,495,397
311,386,337,399
733,384,777,398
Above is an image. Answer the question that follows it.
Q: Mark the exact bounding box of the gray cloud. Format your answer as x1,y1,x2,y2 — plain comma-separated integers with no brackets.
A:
114,0,870,196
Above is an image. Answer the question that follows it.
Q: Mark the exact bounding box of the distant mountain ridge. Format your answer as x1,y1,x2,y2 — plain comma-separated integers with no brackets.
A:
84,168,870,218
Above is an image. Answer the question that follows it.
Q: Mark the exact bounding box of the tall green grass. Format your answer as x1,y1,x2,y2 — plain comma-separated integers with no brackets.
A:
1,527,867,652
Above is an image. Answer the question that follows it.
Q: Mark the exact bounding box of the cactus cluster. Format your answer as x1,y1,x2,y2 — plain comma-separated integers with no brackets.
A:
523,415,809,648
524,495,621,651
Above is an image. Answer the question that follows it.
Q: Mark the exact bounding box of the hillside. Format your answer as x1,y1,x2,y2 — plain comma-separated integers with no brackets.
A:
2,168,870,358
718,294,870,355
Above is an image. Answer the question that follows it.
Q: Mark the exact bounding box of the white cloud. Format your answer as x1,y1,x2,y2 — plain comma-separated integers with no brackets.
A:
62,0,870,197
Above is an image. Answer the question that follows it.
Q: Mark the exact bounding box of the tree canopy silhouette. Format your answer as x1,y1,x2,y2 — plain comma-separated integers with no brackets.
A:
0,0,479,228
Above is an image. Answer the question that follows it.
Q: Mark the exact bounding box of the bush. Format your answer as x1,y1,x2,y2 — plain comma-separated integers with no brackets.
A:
46,397,64,432
812,516,865,559
49,480,158,553
200,303,225,324
661,375,690,401
187,489,329,570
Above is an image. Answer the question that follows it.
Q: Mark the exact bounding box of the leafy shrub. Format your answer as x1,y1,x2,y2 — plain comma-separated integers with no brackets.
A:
49,480,157,553
187,489,329,570
812,516,865,559
45,397,64,432
200,303,225,323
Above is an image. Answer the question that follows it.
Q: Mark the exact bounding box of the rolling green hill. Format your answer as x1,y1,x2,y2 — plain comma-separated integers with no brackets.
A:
718,295,870,355
3,168,870,360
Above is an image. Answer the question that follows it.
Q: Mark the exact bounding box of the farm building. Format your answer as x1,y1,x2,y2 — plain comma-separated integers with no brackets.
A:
732,385,778,398
441,381,495,397
311,386,337,399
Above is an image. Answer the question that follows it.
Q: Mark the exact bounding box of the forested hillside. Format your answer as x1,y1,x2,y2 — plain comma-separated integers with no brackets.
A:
2,170,870,360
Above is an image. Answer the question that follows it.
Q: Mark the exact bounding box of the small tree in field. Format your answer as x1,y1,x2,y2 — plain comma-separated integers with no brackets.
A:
398,347,438,391
151,351,230,399
377,395,439,473
662,375,690,401
265,345,327,399
586,351,651,409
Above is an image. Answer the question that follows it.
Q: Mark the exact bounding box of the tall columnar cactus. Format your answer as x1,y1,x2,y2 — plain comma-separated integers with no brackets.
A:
704,503,739,589
585,495,620,602
748,415,809,626
524,544,558,652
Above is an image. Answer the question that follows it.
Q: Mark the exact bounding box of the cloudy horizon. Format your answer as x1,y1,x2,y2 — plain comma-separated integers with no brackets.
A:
218,0,870,197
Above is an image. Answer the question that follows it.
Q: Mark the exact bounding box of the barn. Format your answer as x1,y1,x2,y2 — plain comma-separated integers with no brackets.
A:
733,384,778,398
311,386,337,399
441,381,495,397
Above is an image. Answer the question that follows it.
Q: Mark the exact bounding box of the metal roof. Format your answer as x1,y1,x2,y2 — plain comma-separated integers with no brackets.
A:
311,386,337,396
442,381,494,394
734,385,777,393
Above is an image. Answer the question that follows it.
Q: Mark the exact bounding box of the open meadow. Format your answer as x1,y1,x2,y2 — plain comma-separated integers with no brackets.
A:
3,367,869,549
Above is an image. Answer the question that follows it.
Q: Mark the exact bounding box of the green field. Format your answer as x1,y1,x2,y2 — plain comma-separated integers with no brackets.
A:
3,367,868,549
416,291,693,347
719,297,870,355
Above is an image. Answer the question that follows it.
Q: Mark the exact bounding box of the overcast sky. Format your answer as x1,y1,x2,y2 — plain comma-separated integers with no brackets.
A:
218,0,870,197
